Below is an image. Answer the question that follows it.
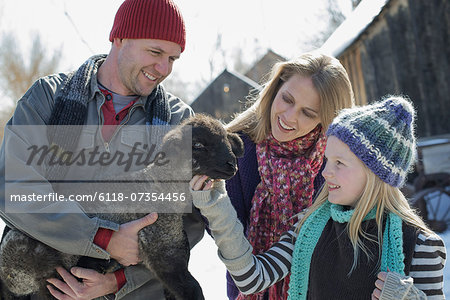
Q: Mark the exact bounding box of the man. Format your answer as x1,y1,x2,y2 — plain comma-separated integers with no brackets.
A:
0,0,205,299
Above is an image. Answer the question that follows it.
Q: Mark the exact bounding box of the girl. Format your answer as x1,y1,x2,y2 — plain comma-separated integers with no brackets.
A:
223,52,354,299
191,96,446,299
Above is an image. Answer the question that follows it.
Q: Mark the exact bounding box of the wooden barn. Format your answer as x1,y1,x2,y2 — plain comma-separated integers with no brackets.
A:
190,69,260,123
321,0,449,138
244,49,286,85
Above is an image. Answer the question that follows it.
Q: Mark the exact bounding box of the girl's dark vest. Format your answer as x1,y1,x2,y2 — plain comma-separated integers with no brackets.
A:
307,219,419,300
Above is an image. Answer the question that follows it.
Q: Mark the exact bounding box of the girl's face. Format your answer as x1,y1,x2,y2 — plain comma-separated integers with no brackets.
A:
270,74,321,142
322,136,367,207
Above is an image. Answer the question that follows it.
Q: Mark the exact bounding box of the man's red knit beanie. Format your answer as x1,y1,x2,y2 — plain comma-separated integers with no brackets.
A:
109,0,186,52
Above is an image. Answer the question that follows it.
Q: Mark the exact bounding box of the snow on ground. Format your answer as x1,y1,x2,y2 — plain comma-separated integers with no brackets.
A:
440,229,450,297
190,233,228,300
0,220,447,299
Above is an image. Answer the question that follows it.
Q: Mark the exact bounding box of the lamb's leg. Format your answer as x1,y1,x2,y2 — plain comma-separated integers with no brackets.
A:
76,256,121,274
0,279,30,300
138,215,204,300
141,233,204,300
0,230,77,300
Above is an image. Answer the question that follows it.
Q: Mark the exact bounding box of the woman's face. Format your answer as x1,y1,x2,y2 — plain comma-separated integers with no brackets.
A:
270,74,321,142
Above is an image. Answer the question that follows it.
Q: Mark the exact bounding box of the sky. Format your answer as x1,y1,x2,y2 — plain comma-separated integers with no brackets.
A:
0,0,352,104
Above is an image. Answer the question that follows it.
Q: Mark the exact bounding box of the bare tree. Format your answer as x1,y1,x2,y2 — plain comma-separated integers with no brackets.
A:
352,0,362,9
231,38,264,75
208,32,227,81
0,1,3,28
0,32,62,141
163,69,193,103
298,0,347,51
0,32,62,102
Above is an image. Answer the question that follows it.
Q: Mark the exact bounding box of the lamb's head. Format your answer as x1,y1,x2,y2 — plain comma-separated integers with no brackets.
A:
161,114,244,180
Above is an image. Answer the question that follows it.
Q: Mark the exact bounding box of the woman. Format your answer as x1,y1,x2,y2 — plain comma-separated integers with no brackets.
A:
191,96,446,300
223,52,354,299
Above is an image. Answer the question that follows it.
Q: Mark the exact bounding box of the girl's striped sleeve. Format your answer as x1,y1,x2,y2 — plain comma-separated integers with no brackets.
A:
226,227,297,294
410,231,446,299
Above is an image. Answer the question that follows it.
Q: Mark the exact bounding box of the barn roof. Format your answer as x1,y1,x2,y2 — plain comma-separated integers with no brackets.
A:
320,0,390,57
190,69,260,107
244,49,286,83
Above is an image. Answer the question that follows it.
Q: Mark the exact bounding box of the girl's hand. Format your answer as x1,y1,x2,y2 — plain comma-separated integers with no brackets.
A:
190,175,214,191
371,272,388,299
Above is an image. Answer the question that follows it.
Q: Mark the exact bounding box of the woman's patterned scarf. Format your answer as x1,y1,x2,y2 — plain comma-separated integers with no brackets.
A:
238,125,326,300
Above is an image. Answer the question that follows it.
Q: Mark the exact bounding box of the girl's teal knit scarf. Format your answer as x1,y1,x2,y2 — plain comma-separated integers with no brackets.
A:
287,200,404,300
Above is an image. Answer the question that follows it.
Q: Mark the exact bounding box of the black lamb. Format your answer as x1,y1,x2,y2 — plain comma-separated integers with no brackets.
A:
0,114,244,300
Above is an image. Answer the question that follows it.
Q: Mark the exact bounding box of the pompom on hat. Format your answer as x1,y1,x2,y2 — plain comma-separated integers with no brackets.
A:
109,0,186,52
326,96,417,188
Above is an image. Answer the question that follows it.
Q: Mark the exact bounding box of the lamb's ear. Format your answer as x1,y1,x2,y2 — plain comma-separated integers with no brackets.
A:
227,132,244,158
161,127,184,156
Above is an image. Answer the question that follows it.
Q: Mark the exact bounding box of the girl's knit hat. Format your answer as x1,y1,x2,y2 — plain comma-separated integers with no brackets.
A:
326,96,417,187
109,0,186,52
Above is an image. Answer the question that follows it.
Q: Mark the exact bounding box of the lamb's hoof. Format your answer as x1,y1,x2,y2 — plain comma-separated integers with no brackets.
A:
163,285,204,300
184,282,204,300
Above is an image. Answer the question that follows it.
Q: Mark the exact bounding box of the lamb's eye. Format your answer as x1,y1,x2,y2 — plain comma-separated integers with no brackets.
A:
193,142,204,149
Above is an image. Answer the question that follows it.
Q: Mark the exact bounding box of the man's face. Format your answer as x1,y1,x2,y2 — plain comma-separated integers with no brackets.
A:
116,39,181,96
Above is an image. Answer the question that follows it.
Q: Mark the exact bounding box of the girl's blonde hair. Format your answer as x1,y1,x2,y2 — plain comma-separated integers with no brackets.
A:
297,165,431,271
226,52,354,143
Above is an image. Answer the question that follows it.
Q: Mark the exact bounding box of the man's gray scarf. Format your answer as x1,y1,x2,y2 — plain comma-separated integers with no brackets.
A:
46,54,171,180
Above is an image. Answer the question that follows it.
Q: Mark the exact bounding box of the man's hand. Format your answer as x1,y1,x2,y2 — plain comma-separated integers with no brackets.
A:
107,213,158,266
46,267,117,300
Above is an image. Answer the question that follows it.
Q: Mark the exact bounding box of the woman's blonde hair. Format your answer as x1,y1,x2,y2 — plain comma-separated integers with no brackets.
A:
297,165,431,272
226,52,355,143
